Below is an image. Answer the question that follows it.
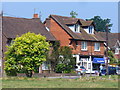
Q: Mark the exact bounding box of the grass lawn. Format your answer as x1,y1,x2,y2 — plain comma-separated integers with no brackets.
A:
2,75,119,88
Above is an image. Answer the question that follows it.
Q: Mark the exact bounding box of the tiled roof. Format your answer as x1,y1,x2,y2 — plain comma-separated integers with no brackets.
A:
50,15,105,42
2,16,56,41
96,32,120,48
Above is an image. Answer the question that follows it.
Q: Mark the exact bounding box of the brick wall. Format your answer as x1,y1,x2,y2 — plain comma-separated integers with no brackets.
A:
45,18,72,46
45,18,105,56
71,41,104,56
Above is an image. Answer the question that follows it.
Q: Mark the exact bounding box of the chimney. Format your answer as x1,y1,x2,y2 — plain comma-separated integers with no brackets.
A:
33,14,39,18
45,18,51,29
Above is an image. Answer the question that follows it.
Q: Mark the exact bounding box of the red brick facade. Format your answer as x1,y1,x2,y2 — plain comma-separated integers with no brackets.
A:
45,18,72,46
71,41,104,56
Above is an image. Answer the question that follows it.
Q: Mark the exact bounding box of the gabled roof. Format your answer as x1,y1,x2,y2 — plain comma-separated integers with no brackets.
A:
2,16,56,41
96,32,120,48
49,15,105,42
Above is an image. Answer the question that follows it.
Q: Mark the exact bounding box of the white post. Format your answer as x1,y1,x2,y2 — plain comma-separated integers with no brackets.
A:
73,55,79,66
89,56,92,76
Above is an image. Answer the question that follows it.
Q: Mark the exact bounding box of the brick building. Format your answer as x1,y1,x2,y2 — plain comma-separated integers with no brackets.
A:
44,15,106,73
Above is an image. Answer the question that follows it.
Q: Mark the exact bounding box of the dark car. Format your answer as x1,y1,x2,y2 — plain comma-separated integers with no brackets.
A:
108,67,116,75
100,66,116,76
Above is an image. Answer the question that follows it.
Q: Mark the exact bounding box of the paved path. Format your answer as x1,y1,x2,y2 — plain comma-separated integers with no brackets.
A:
47,74,99,79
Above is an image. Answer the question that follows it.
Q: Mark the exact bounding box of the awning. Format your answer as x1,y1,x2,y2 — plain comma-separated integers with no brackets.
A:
93,58,105,64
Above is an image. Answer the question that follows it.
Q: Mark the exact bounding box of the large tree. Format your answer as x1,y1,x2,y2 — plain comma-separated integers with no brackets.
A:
4,32,50,77
87,16,113,32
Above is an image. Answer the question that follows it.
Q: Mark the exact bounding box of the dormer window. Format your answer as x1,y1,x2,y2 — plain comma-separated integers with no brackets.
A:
89,26,93,34
67,24,80,33
75,24,80,32
83,25,94,34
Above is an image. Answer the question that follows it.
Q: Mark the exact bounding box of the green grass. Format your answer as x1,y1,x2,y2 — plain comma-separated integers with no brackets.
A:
2,75,119,88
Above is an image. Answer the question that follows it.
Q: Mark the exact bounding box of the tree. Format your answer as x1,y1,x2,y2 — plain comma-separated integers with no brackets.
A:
55,46,76,73
70,11,78,18
47,41,60,72
108,50,117,64
86,16,113,32
4,32,50,77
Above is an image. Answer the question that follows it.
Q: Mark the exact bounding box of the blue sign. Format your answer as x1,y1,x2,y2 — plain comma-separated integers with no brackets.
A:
93,58,105,64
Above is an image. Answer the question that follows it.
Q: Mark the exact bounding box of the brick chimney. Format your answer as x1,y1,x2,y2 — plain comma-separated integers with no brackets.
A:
33,14,39,18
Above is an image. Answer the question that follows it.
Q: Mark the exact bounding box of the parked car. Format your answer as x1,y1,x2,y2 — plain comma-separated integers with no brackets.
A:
75,66,86,76
116,66,120,75
99,66,116,76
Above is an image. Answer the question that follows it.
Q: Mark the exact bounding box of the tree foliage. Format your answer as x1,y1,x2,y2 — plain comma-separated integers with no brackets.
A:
4,32,50,77
87,16,113,32
48,42,75,73
55,46,76,73
47,41,60,72
70,11,78,18
108,50,117,64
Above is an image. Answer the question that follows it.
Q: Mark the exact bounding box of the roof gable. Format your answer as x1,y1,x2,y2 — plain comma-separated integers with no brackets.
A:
49,15,105,42
97,32,120,48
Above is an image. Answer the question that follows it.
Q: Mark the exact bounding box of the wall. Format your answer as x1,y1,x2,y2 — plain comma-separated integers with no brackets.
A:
45,18,72,46
71,41,105,56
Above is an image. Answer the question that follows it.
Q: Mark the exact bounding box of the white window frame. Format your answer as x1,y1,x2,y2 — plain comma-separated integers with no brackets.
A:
75,24,80,33
94,42,100,51
115,48,119,54
89,26,92,34
81,41,87,51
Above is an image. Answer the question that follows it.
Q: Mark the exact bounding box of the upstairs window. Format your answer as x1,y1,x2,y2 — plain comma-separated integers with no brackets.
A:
83,25,94,34
115,48,119,54
75,24,80,32
67,24,80,33
81,41,87,50
89,26,93,34
94,43,100,51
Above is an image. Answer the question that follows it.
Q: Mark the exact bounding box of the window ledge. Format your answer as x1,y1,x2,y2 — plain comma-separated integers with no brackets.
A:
81,49,88,51
115,53,119,55
94,50,100,52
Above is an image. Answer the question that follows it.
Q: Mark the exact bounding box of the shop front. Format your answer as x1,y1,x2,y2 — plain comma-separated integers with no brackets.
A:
92,58,105,72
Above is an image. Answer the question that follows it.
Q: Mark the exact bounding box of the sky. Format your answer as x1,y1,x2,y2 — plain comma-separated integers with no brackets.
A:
2,2,119,33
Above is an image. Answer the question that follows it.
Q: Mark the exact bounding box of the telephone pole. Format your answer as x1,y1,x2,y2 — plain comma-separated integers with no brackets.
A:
106,24,109,75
